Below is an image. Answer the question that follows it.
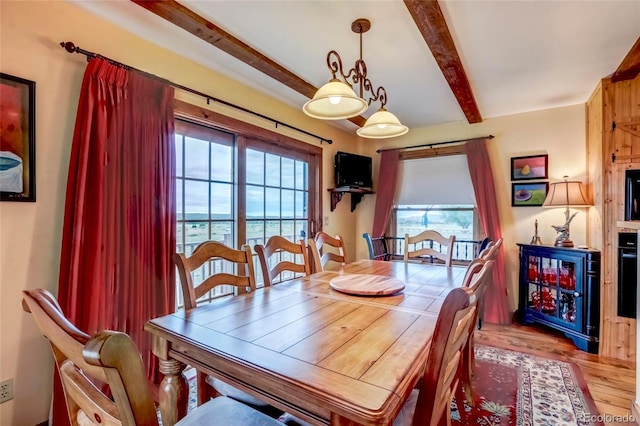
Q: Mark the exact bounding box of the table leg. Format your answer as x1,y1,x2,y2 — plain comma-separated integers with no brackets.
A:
158,358,188,426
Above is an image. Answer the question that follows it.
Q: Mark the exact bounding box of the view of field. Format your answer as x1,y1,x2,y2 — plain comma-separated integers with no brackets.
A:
176,216,308,255
397,207,474,238
395,206,476,259
174,129,312,302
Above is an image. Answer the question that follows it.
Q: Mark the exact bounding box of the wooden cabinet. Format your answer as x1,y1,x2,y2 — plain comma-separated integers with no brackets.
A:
518,244,600,353
586,74,640,360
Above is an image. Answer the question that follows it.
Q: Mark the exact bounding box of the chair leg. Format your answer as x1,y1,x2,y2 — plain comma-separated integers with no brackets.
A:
196,371,208,406
454,382,467,425
460,339,476,407
468,337,476,377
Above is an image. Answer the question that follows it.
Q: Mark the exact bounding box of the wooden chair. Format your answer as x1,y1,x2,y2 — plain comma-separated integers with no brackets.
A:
174,241,272,410
308,231,348,272
462,257,486,285
362,232,391,261
394,286,478,426
22,288,282,426
458,260,495,414
173,240,256,311
477,237,492,257
457,257,489,376
479,237,502,261
403,230,456,266
255,235,310,286
475,238,501,331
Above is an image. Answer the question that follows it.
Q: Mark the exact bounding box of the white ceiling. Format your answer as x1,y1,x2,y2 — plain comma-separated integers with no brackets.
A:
70,0,640,133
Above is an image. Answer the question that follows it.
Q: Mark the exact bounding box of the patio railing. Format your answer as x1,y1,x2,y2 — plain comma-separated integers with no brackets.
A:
384,236,484,264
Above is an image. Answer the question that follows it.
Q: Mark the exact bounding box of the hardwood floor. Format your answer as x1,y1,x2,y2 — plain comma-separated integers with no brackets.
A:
476,322,636,425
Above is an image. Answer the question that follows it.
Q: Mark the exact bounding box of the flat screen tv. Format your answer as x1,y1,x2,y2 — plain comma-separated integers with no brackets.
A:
335,151,373,188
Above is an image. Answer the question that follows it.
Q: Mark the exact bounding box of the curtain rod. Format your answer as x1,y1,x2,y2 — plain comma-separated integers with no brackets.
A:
376,135,494,153
60,41,333,145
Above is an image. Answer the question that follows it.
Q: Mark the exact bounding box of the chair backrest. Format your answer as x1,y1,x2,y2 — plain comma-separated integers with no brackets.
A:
461,257,486,287
362,233,390,261
411,286,478,426
464,259,494,320
477,237,492,257
403,230,456,266
22,289,158,426
255,235,311,286
174,241,257,310
458,259,494,401
480,237,503,261
309,231,348,272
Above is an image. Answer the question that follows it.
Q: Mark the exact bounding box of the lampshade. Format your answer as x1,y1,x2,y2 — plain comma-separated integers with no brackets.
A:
543,180,591,207
356,108,409,139
302,79,368,120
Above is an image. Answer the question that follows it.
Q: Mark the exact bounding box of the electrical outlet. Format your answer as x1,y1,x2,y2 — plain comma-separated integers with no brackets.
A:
0,379,14,404
324,216,329,226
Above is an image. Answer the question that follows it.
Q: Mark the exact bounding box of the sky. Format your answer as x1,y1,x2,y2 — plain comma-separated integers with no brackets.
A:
176,136,308,218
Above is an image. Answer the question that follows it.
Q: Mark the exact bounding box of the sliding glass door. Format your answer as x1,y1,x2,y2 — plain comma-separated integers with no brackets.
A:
244,139,313,283
175,119,320,303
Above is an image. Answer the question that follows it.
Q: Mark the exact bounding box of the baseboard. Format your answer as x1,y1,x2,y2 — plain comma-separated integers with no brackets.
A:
631,401,640,425
35,421,48,426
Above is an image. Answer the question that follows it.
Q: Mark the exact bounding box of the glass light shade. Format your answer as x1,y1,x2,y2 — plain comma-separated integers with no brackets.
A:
543,180,591,207
356,108,409,139
302,79,368,120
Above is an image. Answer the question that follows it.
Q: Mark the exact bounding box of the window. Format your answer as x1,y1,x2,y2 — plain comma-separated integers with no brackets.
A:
245,149,308,246
244,143,311,284
174,102,322,307
175,121,237,306
394,205,478,261
392,154,481,261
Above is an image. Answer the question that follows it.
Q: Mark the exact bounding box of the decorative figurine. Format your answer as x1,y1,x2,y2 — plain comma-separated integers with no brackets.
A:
530,219,543,245
551,211,579,247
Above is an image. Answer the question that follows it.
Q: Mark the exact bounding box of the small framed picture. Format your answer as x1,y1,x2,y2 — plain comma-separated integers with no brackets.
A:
512,182,549,207
511,154,548,181
1,73,36,202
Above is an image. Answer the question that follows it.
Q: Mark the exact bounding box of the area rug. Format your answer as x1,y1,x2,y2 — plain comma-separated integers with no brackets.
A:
169,345,603,426
452,345,604,426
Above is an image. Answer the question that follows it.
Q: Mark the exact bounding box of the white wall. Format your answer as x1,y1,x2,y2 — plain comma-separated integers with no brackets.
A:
358,104,588,310
0,2,361,424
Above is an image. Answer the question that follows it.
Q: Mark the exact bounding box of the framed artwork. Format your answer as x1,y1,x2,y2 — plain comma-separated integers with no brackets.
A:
1,73,35,202
511,154,548,181
512,182,549,207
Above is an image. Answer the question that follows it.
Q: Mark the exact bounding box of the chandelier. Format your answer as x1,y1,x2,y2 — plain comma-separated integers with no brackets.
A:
302,19,408,139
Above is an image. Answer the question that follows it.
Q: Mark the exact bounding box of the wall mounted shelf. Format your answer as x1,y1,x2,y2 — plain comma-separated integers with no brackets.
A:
328,186,374,212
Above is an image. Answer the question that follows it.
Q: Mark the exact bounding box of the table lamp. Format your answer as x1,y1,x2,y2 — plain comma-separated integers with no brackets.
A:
542,176,591,247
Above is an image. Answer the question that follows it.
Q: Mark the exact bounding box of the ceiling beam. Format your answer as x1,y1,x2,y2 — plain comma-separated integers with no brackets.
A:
611,36,640,82
403,0,482,124
131,0,367,127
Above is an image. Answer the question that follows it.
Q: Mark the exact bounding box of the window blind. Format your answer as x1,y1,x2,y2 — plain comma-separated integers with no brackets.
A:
395,155,476,205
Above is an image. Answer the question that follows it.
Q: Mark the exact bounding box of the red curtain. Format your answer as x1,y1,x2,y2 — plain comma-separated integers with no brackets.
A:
465,139,510,324
55,58,176,425
372,150,400,237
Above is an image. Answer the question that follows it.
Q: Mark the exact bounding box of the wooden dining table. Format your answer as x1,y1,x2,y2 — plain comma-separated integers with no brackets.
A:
146,259,467,426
